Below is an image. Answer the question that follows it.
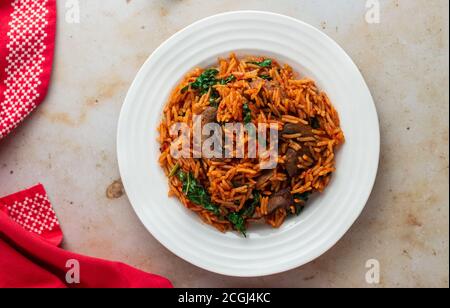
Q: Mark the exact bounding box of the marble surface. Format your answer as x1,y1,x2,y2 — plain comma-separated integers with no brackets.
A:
0,0,448,288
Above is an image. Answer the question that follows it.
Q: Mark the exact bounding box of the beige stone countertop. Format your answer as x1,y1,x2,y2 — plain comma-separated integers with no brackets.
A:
0,0,448,288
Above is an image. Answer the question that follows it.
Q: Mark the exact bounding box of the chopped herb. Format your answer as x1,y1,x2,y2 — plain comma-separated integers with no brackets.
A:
260,75,272,80
209,89,221,107
242,191,260,217
231,181,241,188
248,59,272,68
209,101,219,108
292,192,311,216
227,191,261,237
181,69,235,97
294,205,305,216
227,212,246,236
190,69,220,95
294,192,311,203
311,117,320,129
181,85,190,93
219,75,236,85
177,171,221,216
243,103,252,125
169,163,180,177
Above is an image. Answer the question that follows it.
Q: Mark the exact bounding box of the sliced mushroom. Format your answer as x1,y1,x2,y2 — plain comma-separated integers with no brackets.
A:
199,107,223,157
256,169,274,189
298,145,313,161
281,123,314,137
263,80,287,99
201,107,218,127
267,188,293,214
285,148,299,177
249,79,263,90
262,80,279,92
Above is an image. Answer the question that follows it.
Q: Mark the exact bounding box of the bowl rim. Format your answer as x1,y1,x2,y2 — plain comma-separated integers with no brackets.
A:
117,10,380,277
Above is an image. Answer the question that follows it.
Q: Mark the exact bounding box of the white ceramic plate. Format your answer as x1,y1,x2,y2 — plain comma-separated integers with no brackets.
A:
117,11,380,277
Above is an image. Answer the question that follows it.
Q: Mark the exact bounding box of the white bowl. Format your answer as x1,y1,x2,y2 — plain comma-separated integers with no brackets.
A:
117,11,380,277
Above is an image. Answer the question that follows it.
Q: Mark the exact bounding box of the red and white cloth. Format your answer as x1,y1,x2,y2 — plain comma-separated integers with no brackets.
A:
0,185,172,288
0,0,56,139
0,1,172,288
0,184,63,246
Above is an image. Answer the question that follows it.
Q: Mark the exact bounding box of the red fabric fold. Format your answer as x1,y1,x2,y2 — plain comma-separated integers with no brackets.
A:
0,184,63,246
0,210,173,288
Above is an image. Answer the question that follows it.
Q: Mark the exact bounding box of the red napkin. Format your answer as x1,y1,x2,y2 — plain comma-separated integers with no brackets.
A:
0,1,172,288
0,0,56,140
0,185,173,288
